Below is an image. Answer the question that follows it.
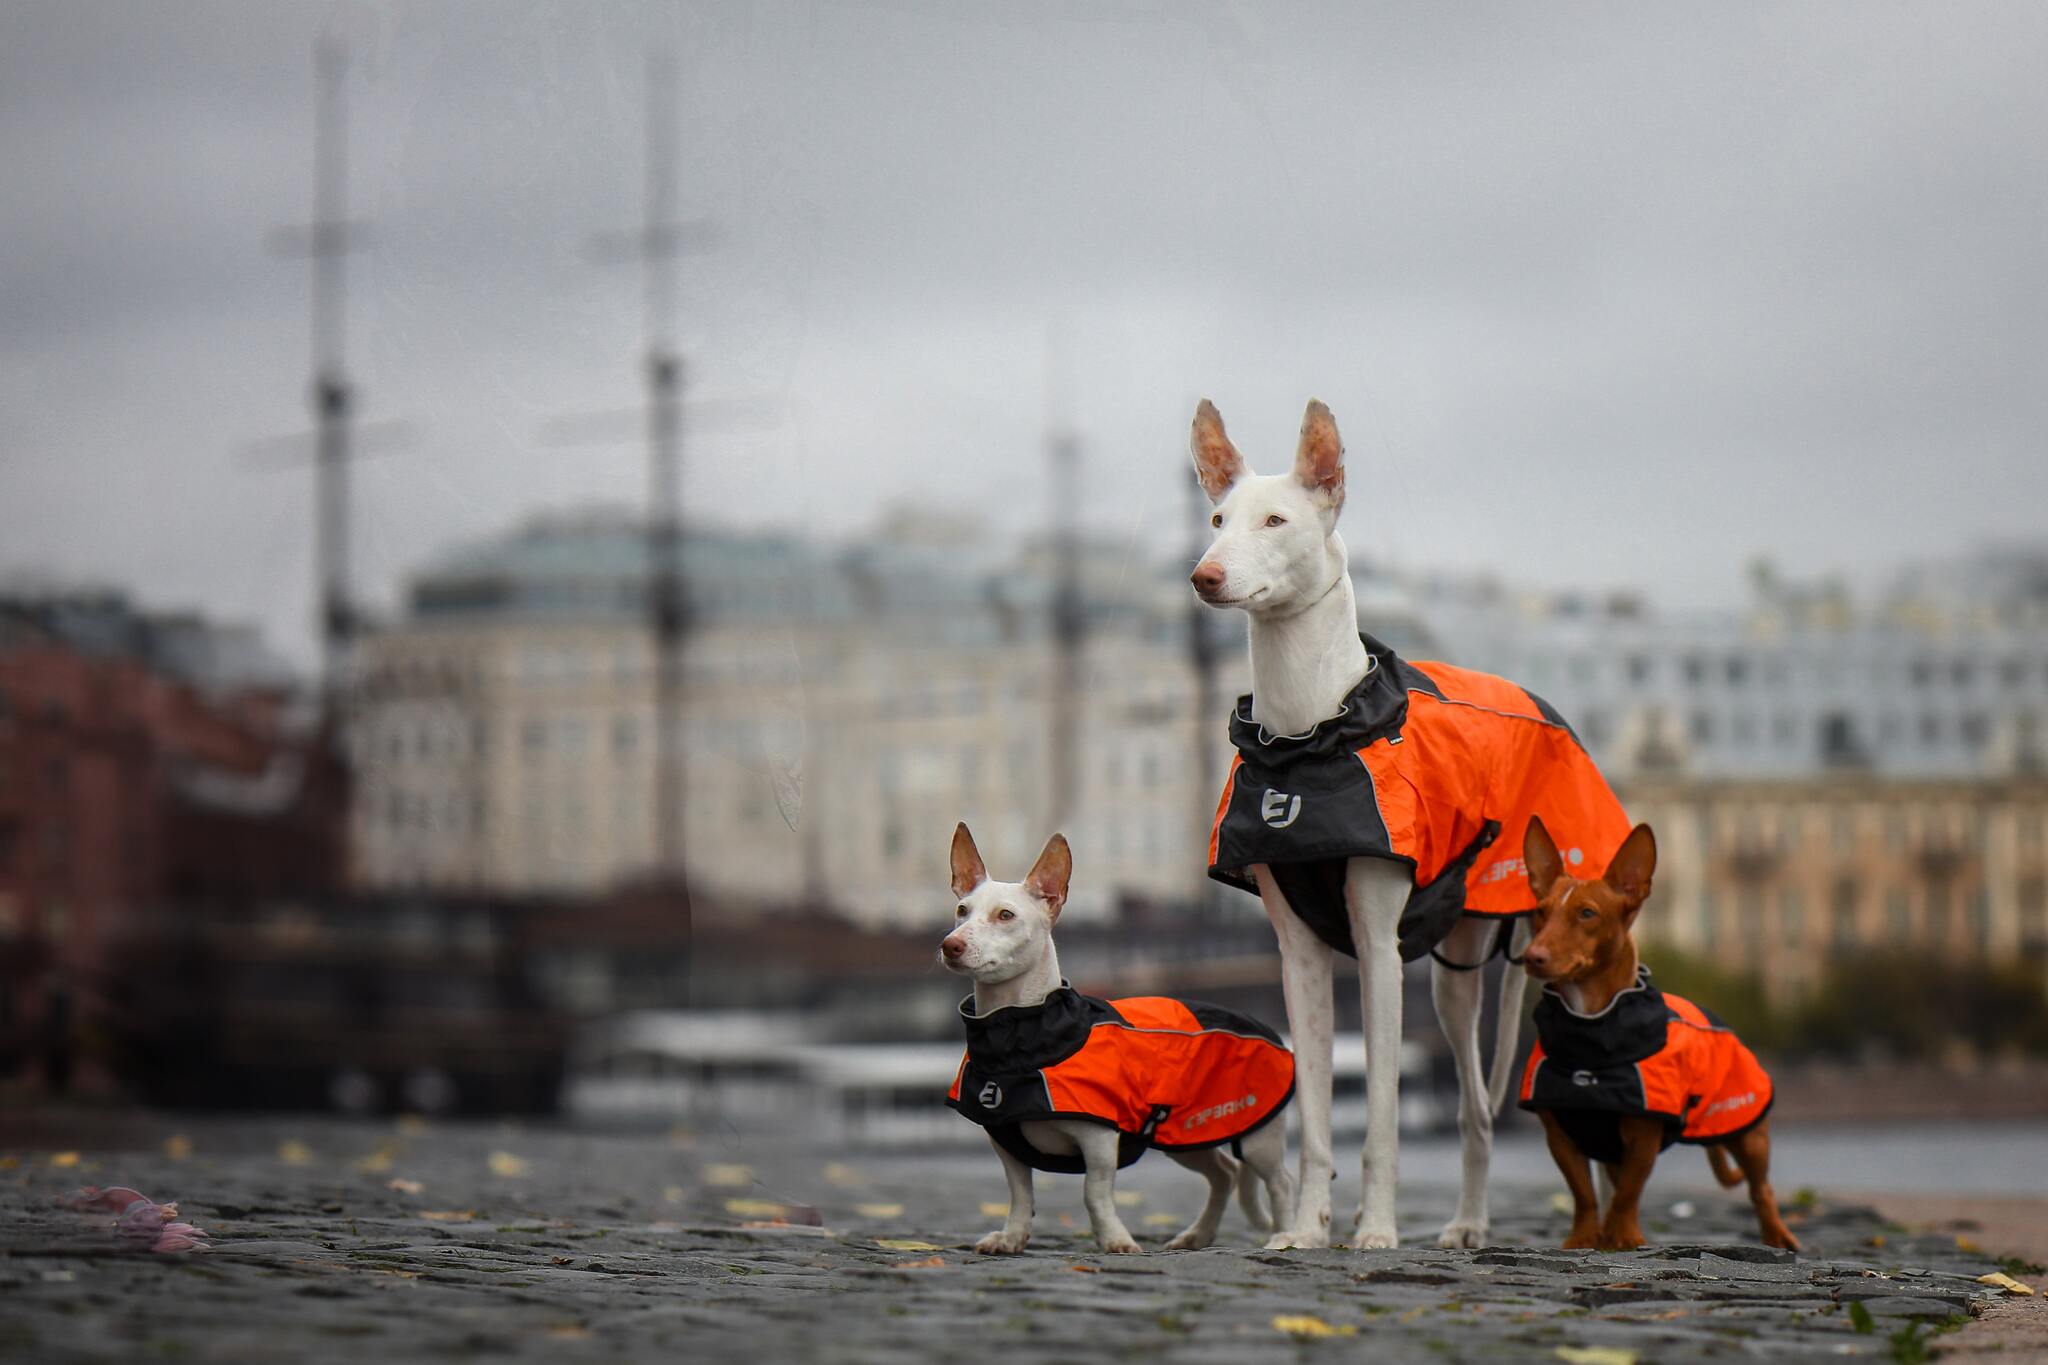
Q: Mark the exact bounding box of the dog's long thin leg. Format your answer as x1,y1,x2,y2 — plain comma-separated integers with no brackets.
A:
1237,1116,1297,1237
1485,918,1534,1117
1728,1119,1801,1251
1161,1147,1236,1250
1065,1122,1141,1254
1253,864,1334,1249
1346,856,1410,1249
1431,915,1499,1248
974,1136,1036,1255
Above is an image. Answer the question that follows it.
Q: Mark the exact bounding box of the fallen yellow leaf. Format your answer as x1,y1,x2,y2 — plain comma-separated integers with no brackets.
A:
1977,1272,2036,1295
1556,1348,1639,1365
395,1114,430,1137
49,1152,81,1169
1142,1213,1181,1227
875,1238,942,1252
663,1186,685,1204
1112,1190,1144,1208
855,1202,905,1219
1272,1315,1356,1338
979,1201,1009,1218
667,1124,695,1149
163,1135,193,1162
386,1178,425,1196
487,1151,530,1178
546,1324,590,1339
277,1140,315,1166
823,1163,865,1187
352,1149,395,1174
725,1198,787,1218
892,1255,945,1269
0,1156,17,1171
703,1163,752,1187
1548,1192,1573,1214
419,1210,476,1222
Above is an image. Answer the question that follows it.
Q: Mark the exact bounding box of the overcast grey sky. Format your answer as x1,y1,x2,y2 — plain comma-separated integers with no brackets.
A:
4,1,2046,664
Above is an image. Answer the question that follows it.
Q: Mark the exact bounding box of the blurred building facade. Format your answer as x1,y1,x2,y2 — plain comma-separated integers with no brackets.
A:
350,515,2048,1003
347,507,1434,922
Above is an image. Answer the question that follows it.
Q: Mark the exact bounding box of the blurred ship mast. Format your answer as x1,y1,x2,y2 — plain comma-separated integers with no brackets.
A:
1045,324,1084,831
593,51,714,889
277,37,368,719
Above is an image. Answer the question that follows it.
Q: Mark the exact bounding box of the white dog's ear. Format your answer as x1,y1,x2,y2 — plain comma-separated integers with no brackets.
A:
950,822,988,899
1293,399,1345,512
1024,833,1073,921
1190,400,1245,503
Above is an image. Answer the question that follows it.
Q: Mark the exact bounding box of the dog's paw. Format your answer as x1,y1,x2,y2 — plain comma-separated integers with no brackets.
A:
974,1229,1030,1255
1100,1235,1143,1255
1351,1227,1399,1250
1162,1228,1214,1252
1436,1219,1488,1250
1263,1228,1330,1251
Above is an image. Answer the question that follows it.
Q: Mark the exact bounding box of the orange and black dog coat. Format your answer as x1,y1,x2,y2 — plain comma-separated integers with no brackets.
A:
1517,966,1774,1165
946,986,1295,1174
1208,633,1631,963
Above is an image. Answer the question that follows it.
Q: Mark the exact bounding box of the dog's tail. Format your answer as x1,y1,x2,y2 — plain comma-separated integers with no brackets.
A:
1705,1144,1746,1189
1485,944,1531,1118
1232,1156,1273,1233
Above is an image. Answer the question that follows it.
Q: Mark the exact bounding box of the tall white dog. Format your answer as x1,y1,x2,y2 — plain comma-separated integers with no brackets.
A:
1187,397,1631,1250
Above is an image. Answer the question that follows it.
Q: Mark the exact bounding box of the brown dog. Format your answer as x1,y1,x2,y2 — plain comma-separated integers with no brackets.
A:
1517,818,1799,1252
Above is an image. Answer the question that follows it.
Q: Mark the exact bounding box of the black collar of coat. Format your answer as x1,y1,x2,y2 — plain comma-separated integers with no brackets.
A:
957,985,1121,1073
1226,632,1433,765
1532,964,1670,1068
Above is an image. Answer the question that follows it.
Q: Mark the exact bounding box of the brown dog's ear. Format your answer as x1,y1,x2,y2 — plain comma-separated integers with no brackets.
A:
1293,398,1346,511
949,822,988,899
1523,815,1564,901
1191,400,1245,502
1605,823,1657,906
1024,833,1073,921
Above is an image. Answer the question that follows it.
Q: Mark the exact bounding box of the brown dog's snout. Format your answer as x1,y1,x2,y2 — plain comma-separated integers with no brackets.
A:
1190,562,1226,595
941,935,968,961
1521,942,1551,973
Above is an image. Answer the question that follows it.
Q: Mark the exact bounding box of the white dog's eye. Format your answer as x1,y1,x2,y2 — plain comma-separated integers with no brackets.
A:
956,904,969,917
997,908,1015,922
1210,513,1222,528
1264,514,1286,528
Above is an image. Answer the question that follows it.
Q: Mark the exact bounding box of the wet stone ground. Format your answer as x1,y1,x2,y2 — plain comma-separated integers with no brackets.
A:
0,1114,2010,1363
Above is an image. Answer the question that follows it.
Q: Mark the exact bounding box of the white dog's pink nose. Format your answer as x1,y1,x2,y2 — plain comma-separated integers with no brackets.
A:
1190,562,1226,596
941,935,967,961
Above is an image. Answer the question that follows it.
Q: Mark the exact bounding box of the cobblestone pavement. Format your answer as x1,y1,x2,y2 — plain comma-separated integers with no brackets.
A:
0,1112,2022,1364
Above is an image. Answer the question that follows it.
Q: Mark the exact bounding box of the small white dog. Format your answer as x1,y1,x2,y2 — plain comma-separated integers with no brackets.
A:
939,823,1297,1254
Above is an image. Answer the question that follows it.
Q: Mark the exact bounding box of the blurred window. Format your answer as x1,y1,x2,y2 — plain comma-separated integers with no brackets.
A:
1781,887,1805,943
1625,655,1651,685
1960,713,1988,747
2001,657,2026,689
1910,657,1935,687
1690,710,1714,744
1682,655,1706,686
1725,655,1749,685
1887,888,1910,940
1698,888,1717,951
1919,712,1941,746
1832,807,1856,853
1951,658,1973,687
522,717,548,755
1831,878,1858,944
1970,889,1991,950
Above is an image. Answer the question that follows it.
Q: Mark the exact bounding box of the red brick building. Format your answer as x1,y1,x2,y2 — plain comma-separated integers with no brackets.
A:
0,595,344,1089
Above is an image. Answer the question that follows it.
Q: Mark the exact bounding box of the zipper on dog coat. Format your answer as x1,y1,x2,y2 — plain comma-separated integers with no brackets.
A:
946,986,1295,1175
1207,633,1631,962
1517,965,1775,1165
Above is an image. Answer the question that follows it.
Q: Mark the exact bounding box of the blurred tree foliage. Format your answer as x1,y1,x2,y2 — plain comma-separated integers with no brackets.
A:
1623,948,2048,1060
